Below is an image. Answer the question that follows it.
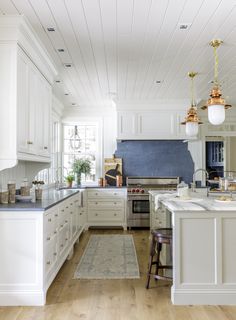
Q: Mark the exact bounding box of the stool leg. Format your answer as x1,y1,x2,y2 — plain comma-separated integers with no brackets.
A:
146,236,156,289
155,242,162,281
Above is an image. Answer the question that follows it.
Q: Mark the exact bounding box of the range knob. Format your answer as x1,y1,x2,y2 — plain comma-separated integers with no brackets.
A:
132,188,136,193
140,189,145,194
135,189,140,193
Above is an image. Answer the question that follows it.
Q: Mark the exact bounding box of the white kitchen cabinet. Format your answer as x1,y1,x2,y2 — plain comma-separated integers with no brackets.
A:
0,16,57,170
117,110,193,140
87,188,127,230
17,47,52,160
0,192,85,306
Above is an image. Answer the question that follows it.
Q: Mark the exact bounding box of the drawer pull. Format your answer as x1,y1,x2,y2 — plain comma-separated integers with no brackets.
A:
61,209,64,212
47,236,50,241
46,261,51,265
54,231,57,234
114,213,117,216
66,206,69,209
95,213,98,216
44,146,48,150
60,224,64,227
60,244,64,248
48,218,52,222
27,141,33,145
80,213,82,215
95,202,98,205
65,220,68,223
55,214,58,217
114,202,117,205
65,238,68,241
70,211,73,214
54,252,57,256
70,203,73,205
95,193,98,195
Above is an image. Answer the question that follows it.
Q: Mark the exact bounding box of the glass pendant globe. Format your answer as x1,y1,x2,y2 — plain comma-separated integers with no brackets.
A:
186,122,199,137
208,105,225,125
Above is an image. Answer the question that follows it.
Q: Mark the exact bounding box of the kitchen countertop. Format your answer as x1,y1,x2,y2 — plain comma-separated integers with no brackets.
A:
149,190,236,211
0,189,80,211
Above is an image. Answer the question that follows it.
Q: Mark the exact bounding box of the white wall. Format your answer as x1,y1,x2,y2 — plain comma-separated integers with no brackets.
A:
62,106,117,178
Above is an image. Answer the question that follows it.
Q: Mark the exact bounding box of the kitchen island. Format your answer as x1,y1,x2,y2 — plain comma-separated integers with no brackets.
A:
151,192,236,305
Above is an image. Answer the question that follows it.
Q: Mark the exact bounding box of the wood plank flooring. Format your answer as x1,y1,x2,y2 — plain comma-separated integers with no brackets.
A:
1,229,236,320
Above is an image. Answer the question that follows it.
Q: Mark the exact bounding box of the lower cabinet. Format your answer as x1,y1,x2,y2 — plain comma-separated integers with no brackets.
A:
0,191,85,306
87,189,127,230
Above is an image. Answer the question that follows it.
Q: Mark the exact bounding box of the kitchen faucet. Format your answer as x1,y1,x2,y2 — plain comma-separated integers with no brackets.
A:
192,168,209,191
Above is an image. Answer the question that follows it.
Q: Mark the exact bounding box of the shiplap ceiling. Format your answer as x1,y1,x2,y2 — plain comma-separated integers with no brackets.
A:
1,0,236,109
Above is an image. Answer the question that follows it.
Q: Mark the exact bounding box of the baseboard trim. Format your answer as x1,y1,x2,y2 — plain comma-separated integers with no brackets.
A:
171,287,236,305
0,291,46,306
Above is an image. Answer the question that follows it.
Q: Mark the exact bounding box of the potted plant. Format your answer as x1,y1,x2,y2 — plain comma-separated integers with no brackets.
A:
65,173,75,188
72,158,92,186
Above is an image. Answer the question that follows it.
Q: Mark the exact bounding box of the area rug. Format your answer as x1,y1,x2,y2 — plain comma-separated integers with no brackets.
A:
74,235,140,279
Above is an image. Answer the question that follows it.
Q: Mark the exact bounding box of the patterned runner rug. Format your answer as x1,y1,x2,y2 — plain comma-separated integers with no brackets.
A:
74,234,140,279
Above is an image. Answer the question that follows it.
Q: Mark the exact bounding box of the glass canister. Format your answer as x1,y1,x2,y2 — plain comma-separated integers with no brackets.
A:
7,181,16,203
1,188,9,204
20,178,30,196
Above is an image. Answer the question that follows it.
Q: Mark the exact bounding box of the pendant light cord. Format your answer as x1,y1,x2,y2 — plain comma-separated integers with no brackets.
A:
190,76,195,107
214,46,219,86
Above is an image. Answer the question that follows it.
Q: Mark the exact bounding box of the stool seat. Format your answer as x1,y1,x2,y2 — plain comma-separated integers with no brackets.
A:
146,228,173,289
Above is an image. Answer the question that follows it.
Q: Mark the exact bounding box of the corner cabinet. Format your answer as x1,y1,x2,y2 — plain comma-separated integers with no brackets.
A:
0,16,57,171
117,110,191,140
17,48,52,160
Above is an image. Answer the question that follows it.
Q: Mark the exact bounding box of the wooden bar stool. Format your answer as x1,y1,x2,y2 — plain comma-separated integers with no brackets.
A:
146,228,172,289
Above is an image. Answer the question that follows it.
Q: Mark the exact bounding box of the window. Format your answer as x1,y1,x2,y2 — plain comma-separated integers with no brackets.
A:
63,124,98,184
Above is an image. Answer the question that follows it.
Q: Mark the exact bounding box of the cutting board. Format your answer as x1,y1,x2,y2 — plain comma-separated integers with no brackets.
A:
104,157,122,186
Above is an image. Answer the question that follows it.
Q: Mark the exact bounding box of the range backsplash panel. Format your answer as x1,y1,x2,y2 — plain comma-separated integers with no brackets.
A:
115,140,194,185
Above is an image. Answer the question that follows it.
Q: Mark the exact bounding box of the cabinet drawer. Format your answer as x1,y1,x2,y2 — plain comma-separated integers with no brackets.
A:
58,222,69,256
44,207,58,239
87,189,125,199
87,199,124,209
45,235,57,274
88,210,124,222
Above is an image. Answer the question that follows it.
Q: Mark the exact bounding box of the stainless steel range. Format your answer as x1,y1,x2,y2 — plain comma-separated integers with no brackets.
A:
126,176,180,228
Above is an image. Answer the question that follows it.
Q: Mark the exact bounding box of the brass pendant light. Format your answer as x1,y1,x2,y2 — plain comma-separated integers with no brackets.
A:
201,39,231,125
181,72,202,137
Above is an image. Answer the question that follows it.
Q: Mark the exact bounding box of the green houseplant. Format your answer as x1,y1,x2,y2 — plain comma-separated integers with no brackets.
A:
65,173,75,188
72,158,92,186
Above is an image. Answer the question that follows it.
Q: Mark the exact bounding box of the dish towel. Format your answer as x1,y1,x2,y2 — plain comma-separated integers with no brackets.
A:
154,192,177,211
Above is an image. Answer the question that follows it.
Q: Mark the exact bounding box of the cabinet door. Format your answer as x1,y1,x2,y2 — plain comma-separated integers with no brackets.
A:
42,82,51,157
17,49,29,154
27,65,37,154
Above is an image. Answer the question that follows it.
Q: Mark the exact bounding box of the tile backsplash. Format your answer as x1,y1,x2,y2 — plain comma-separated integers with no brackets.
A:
115,140,194,184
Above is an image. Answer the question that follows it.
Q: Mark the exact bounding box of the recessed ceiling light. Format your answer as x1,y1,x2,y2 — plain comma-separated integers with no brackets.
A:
64,63,72,68
72,103,76,106
57,48,65,52
55,80,61,83
179,23,192,30
47,27,55,32
64,93,69,96
155,80,163,84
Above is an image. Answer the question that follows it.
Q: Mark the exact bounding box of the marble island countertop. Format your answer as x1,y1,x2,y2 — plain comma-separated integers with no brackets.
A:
149,190,236,211
0,189,80,211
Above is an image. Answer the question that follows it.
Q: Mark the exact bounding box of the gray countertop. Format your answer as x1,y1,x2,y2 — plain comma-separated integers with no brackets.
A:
0,189,80,211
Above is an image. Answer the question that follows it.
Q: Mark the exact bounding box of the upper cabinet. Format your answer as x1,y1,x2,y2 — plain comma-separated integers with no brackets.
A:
0,16,57,170
117,110,189,140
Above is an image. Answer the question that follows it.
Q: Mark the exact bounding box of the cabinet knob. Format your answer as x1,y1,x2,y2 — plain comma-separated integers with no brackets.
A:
95,213,98,216
114,202,117,205
70,211,73,214
60,224,64,227
48,218,52,222
65,220,68,223
55,214,58,217
66,206,69,209
47,236,50,241
65,238,68,241
27,141,33,145
61,209,64,212
95,202,98,205
54,231,57,234
44,146,48,150
46,261,51,265
114,213,117,216
54,252,57,256
60,244,63,248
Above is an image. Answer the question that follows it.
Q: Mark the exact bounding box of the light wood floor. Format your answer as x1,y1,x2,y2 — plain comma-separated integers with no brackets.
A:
1,229,236,320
